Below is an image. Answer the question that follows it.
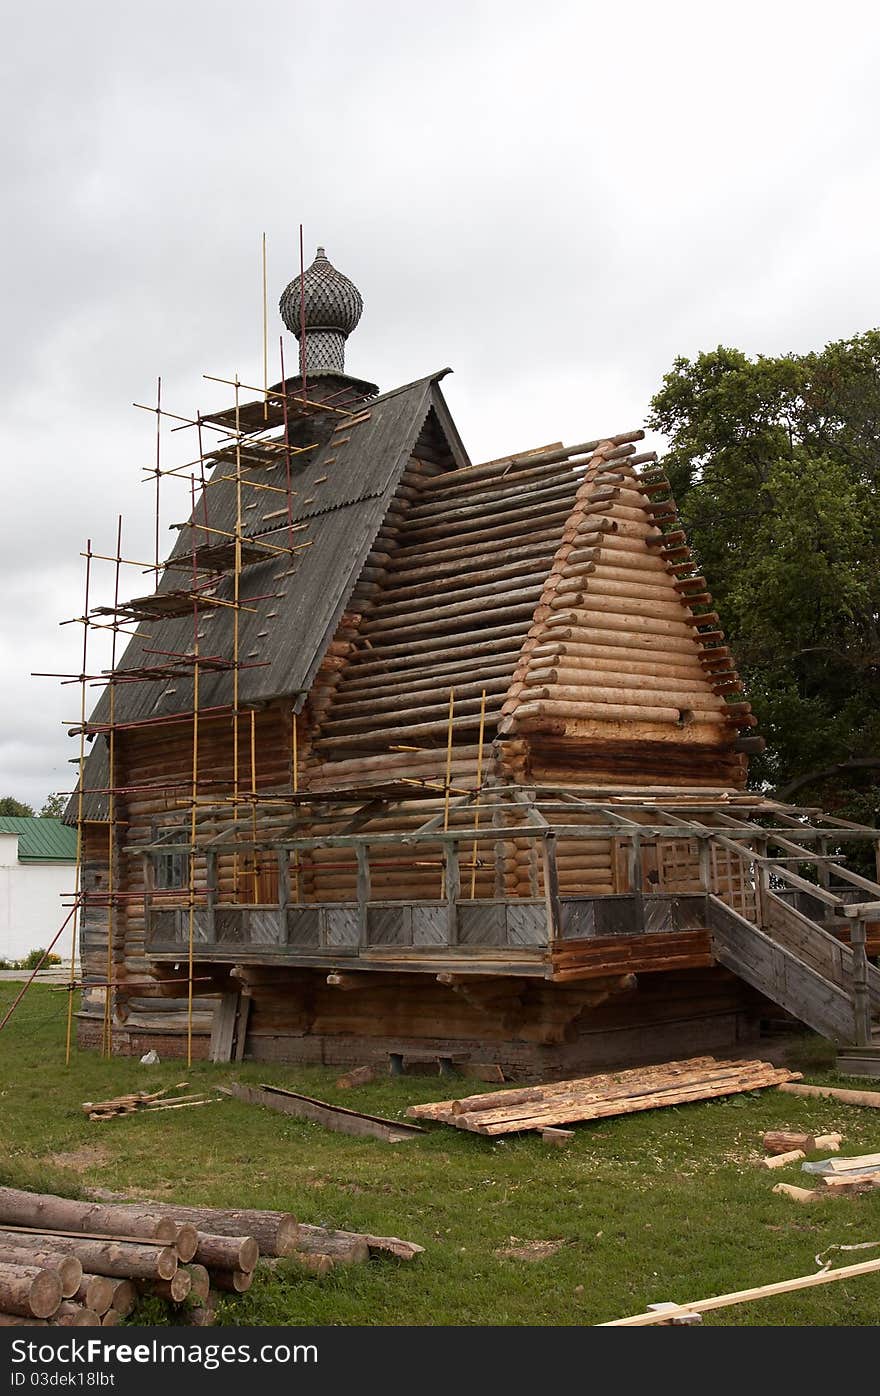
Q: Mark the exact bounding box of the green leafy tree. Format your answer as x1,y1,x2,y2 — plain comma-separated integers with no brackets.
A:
39,793,67,819
0,797,35,817
648,333,880,823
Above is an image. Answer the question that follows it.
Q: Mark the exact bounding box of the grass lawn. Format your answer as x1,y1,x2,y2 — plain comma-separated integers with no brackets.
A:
2,984,880,1326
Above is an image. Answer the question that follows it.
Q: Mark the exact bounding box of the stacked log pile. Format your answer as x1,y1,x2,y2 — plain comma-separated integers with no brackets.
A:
0,1189,425,1323
0,1189,264,1325
407,1055,800,1136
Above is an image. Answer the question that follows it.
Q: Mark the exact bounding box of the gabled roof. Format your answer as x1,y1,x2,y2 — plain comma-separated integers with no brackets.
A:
0,817,77,861
89,370,467,729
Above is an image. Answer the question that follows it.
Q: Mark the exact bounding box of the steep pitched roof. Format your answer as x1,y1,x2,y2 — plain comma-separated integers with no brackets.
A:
0,817,77,861
73,371,468,821
89,370,466,729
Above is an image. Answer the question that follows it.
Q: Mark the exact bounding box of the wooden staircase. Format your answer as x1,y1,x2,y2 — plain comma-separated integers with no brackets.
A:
701,829,880,1071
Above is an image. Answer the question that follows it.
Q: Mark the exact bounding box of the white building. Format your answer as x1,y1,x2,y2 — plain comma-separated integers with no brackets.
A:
0,818,77,963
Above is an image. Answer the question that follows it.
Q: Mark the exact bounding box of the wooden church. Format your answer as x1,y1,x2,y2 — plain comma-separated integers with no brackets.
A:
71,247,880,1076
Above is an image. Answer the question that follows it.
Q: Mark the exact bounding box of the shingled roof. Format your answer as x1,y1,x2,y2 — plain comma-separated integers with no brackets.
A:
72,371,468,820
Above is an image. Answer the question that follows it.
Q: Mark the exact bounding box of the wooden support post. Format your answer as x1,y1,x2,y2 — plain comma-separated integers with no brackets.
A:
356,845,371,947
142,855,153,943
698,836,712,894
850,916,872,1047
205,850,217,942
542,833,562,941
492,796,507,899
445,842,460,946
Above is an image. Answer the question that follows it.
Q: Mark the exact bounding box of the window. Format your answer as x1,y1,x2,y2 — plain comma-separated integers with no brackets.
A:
154,851,187,890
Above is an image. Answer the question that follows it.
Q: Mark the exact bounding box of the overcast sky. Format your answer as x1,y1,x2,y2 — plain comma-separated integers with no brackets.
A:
1,0,878,809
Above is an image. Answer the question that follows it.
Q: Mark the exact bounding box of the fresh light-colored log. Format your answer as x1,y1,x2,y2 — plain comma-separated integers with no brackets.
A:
772,1183,818,1203
778,1082,880,1109
760,1149,806,1169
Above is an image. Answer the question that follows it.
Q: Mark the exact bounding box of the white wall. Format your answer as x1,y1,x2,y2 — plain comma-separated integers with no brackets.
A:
0,834,76,962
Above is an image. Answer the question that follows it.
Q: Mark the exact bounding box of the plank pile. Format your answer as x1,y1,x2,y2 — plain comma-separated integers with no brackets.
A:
406,1056,800,1136
0,1189,264,1325
83,1083,219,1121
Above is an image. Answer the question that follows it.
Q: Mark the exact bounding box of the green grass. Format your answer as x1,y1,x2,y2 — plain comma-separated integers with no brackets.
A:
2,984,880,1326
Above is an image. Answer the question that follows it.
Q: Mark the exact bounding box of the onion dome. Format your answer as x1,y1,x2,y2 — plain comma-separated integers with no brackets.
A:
279,246,364,374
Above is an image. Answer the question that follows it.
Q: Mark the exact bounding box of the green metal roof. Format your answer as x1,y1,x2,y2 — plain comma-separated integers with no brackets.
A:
0,817,77,862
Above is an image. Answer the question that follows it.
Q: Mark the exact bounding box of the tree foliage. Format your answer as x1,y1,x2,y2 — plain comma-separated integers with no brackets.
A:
648,332,880,821
39,793,67,819
0,797,35,817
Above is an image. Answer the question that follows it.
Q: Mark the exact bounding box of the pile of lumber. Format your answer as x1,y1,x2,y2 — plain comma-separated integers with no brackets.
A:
83,1083,219,1121
406,1055,800,1136
0,1189,263,1325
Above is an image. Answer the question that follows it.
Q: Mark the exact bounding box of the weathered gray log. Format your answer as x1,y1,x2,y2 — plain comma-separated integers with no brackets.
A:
0,1231,177,1282
73,1274,115,1316
193,1232,259,1274
0,1245,81,1297
0,1262,62,1319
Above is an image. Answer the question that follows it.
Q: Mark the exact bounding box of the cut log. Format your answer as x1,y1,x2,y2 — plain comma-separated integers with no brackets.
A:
193,1232,259,1274
0,1232,177,1282
120,1203,297,1259
292,1228,369,1265
0,1246,81,1297
762,1130,817,1155
814,1133,843,1151
771,1183,819,1203
73,1275,115,1316
101,1310,123,1326
0,1262,62,1319
143,1270,192,1303
53,1302,101,1327
336,1066,378,1089
184,1265,210,1303
108,1280,137,1318
778,1083,880,1109
0,1189,180,1247
209,1268,252,1293
760,1149,806,1169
